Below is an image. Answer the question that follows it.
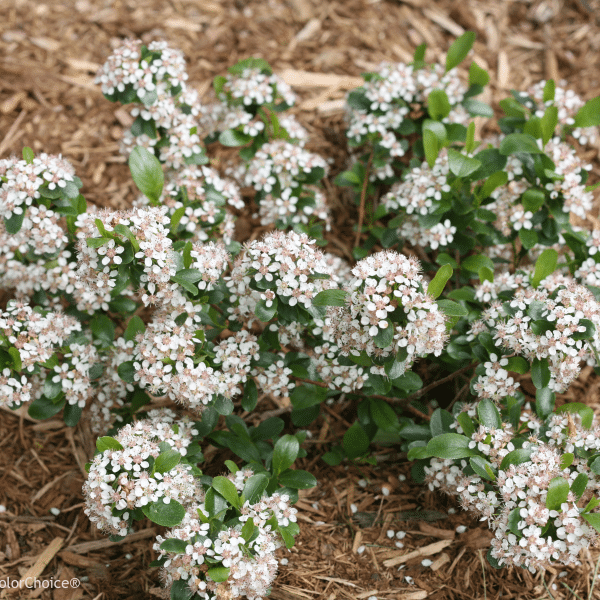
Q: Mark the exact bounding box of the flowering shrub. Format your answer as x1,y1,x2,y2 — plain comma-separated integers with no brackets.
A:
2,30,600,596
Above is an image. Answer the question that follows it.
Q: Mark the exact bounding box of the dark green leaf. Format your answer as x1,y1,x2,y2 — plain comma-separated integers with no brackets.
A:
499,133,543,155
278,469,317,489
129,146,164,204
531,358,550,390
426,433,478,459
272,434,299,475
427,264,453,299
212,476,241,508
546,477,569,510
154,449,181,474
477,398,502,429
343,422,370,459
531,249,558,288
207,566,230,583
312,289,348,307
446,31,476,72
96,436,124,452
574,96,600,128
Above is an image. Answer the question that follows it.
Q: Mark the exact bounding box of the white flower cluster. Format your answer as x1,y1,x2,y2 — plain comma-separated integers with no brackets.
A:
75,207,176,307
399,217,457,251
258,186,330,230
0,153,76,220
0,301,80,379
544,138,594,220
324,251,448,370
95,39,187,99
131,311,225,412
52,342,99,408
227,231,337,316
245,140,328,195
154,468,295,600
428,409,600,572
385,149,451,216
135,166,240,246
252,355,295,399
471,278,600,395
213,330,260,398
310,343,368,393
527,81,598,147
89,337,136,434
221,67,296,108
346,62,467,159
83,409,199,537
96,40,214,171
0,205,68,256
471,353,520,402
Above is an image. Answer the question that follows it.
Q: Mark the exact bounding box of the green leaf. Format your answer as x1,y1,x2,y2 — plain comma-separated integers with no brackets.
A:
500,447,532,471
160,538,188,554
436,299,468,317
373,324,394,349
571,473,588,500
531,358,551,389
96,436,124,452
129,146,164,204
242,378,258,412
519,228,538,249
521,188,546,212
470,456,496,481
535,387,555,419
113,223,140,251
479,171,508,199
212,476,241,508
218,129,252,147
499,133,543,155
90,314,115,346
468,62,490,87
560,453,574,470
426,433,478,459
531,249,558,288
462,254,494,273
505,356,529,374
142,498,185,527
8,347,21,372
370,398,399,432
118,361,136,384
446,31,476,72
430,408,455,437
556,402,594,429
428,90,452,121
457,412,476,437
207,566,230,583
312,289,348,307
574,96,600,128
243,473,269,504
4,211,25,234
541,105,559,146
170,580,193,600
343,422,370,459
272,434,300,475
477,399,502,429
543,79,555,103
422,128,439,168
278,469,317,489
583,513,600,536
428,264,453,299
28,395,64,420
254,298,278,322
546,477,569,511
22,146,35,164
154,449,181,474
462,99,494,118
124,315,145,342
413,43,426,65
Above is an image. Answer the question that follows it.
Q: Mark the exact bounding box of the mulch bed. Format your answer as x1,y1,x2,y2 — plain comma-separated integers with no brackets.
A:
1,0,600,598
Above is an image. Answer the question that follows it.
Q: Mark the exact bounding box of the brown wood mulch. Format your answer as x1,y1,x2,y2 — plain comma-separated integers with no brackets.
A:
1,0,600,598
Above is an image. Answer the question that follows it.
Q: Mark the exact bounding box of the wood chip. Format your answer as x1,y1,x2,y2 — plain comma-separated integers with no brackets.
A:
383,539,454,567
352,530,363,554
497,51,510,88
417,521,455,540
8,537,63,594
280,69,362,89
58,551,102,568
430,552,451,571
62,528,157,554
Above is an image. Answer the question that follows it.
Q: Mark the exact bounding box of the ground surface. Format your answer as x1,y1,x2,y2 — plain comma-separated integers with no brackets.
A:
1,0,600,599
